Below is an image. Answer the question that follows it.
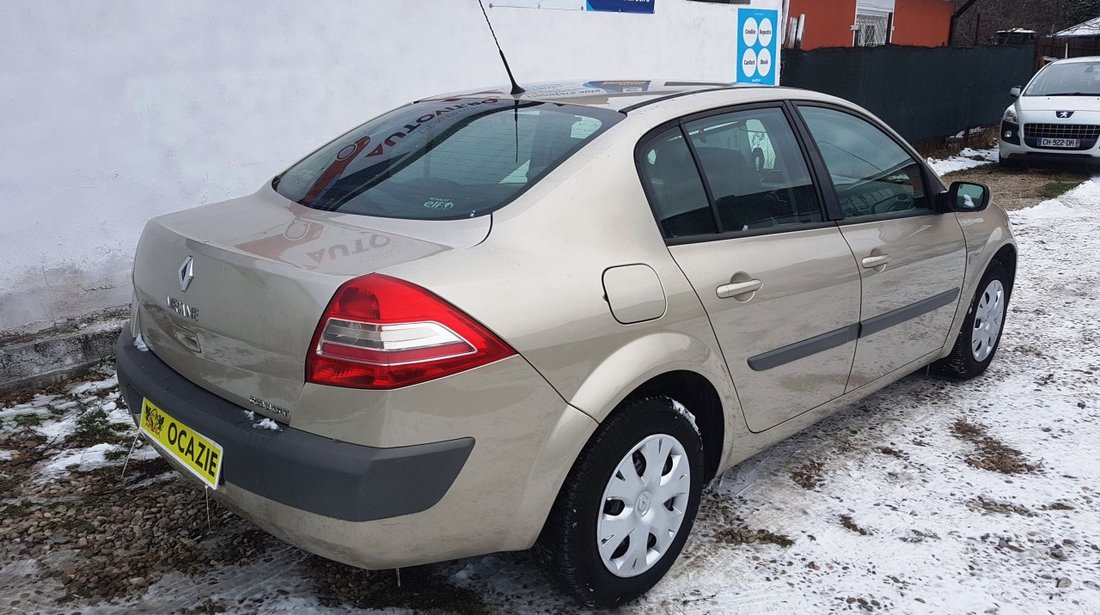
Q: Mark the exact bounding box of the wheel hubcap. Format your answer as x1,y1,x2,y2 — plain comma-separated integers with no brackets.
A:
971,279,1005,362
596,434,691,578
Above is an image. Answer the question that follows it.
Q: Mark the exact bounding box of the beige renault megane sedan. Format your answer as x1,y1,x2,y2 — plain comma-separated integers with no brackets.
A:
117,80,1015,606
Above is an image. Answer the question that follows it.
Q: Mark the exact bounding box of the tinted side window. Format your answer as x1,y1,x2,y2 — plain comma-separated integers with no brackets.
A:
684,108,823,232
638,128,717,238
798,106,931,220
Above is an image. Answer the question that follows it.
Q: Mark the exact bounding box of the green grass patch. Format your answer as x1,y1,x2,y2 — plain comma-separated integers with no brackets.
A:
1038,180,1084,199
104,448,130,461
13,413,43,428
0,501,31,520
67,409,129,447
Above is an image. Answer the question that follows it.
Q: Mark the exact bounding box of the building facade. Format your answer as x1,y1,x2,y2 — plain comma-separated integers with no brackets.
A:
785,0,954,49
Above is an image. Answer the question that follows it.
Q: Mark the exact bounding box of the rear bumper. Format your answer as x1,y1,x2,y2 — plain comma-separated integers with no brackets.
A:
116,330,472,522
115,329,598,569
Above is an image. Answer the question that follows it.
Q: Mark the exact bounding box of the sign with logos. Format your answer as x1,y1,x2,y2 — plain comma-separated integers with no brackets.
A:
489,0,584,9
490,0,654,12
586,0,655,13
736,7,779,86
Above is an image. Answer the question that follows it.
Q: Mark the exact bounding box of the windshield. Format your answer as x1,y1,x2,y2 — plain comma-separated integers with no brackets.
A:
274,98,622,220
1025,62,1100,96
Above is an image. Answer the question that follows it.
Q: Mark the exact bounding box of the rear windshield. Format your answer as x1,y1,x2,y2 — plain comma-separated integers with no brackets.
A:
274,98,623,220
1025,61,1100,96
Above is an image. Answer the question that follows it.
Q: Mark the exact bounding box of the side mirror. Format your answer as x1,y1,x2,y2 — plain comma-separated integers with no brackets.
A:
1009,86,1022,98
940,181,991,213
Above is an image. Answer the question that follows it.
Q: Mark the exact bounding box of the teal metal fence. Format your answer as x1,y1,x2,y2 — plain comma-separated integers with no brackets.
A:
781,44,1036,143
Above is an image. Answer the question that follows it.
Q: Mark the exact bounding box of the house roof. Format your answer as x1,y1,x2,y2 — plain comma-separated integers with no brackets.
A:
1055,16,1100,37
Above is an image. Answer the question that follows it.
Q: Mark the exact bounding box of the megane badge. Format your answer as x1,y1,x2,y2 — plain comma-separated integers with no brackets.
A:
1057,110,1074,119
178,256,195,292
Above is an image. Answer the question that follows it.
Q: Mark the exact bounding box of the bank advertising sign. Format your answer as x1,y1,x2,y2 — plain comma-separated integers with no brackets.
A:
492,0,655,11
586,0,655,13
736,7,779,86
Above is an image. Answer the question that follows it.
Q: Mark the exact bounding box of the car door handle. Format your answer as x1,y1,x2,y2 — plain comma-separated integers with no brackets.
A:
861,255,892,269
716,279,763,299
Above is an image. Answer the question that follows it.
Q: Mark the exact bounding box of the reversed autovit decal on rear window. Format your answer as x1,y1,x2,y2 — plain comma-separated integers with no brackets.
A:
274,98,623,220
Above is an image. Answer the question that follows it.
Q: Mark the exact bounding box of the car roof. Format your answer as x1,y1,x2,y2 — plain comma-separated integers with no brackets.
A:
1049,56,1100,65
421,79,771,112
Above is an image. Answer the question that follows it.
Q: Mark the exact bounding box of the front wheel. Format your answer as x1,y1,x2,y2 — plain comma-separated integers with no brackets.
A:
535,396,704,607
934,260,1010,379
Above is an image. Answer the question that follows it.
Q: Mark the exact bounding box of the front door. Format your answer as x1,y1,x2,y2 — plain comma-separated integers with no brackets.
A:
796,104,967,390
637,105,862,433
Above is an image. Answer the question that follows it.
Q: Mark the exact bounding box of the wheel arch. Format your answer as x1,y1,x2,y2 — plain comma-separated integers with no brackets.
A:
621,371,725,481
566,330,739,482
948,191,1016,345
991,243,1017,298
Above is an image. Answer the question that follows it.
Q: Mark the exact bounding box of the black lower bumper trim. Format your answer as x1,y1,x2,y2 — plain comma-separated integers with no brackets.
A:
115,331,473,522
1009,152,1100,165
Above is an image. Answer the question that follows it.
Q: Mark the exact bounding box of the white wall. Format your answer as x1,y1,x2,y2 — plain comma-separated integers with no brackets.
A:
0,0,775,334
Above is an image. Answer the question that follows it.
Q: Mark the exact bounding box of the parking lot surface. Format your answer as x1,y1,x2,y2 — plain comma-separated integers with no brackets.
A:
2,162,1099,614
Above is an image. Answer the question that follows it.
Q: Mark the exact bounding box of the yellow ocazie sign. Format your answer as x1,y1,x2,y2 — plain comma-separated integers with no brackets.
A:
140,398,223,489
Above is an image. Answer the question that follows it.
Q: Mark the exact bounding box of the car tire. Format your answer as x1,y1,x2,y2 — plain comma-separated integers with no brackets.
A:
998,155,1019,169
534,395,704,607
934,260,1010,380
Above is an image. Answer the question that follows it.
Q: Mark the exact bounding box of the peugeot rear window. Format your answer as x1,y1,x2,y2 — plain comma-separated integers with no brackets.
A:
274,98,623,220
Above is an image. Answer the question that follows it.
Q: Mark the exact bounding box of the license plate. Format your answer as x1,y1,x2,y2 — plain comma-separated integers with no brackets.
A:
1038,137,1080,148
140,398,223,489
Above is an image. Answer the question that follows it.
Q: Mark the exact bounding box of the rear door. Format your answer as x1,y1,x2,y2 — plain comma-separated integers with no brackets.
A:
637,104,862,433
794,104,967,391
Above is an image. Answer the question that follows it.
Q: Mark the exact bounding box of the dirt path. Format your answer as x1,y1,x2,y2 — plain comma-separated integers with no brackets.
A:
944,163,1092,211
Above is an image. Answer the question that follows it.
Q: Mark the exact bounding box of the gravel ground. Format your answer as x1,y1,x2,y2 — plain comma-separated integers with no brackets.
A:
2,168,1099,614
926,143,1095,213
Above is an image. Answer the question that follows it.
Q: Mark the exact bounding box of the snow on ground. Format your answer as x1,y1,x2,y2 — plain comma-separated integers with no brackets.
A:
928,147,999,175
3,179,1099,613
0,369,146,470
69,374,118,397
40,442,118,475
1020,176,1100,219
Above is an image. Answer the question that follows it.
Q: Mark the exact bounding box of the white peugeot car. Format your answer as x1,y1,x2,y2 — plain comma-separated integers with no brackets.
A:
1000,56,1100,166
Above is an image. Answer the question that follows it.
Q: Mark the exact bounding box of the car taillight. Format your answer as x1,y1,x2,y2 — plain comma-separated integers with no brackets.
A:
306,274,515,389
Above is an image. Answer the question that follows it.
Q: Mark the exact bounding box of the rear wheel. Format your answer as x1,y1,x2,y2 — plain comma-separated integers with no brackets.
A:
934,260,1010,380
535,396,704,607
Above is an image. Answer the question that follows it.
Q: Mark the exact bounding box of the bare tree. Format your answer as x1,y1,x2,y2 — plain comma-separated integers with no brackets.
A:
953,0,1100,46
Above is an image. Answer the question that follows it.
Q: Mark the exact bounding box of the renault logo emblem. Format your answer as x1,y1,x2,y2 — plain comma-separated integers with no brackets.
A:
178,256,195,292
1056,110,1074,119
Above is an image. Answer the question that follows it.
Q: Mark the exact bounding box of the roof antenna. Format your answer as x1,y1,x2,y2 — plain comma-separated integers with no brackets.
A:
478,0,525,95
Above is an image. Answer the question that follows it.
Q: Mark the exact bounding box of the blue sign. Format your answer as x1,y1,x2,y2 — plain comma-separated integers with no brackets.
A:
736,8,779,86
586,0,655,14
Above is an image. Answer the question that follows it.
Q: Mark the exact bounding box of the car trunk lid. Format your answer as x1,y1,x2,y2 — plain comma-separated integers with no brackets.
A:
131,185,489,423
